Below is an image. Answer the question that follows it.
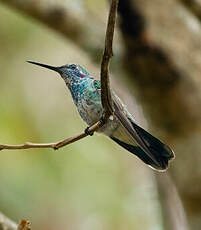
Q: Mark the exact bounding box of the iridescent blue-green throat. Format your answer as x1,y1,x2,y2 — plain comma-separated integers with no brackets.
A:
28,61,175,171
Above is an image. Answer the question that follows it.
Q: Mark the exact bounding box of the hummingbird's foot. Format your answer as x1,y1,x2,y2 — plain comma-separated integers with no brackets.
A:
100,116,106,124
85,127,94,136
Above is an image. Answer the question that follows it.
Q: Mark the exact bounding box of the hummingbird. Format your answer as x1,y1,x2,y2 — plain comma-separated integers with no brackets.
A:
28,61,175,171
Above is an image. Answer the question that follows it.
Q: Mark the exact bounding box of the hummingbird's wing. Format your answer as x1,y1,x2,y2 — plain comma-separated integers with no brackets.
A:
110,95,175,171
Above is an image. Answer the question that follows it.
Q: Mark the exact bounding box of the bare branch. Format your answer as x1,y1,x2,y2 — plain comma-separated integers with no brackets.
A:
101,0,118,120
0,121,103,151
0,212,17,230
0,0,119,151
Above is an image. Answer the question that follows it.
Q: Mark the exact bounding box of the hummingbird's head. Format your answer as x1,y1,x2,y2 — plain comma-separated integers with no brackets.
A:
60,64,93,85
27,61,93,87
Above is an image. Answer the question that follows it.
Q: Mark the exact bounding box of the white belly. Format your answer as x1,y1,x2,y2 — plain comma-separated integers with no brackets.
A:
77,97,120,136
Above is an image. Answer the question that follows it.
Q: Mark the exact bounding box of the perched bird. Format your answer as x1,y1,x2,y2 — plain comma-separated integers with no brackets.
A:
28,61,175,171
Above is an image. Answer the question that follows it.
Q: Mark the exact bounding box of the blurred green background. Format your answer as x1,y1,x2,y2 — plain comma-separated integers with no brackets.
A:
0,1,164,230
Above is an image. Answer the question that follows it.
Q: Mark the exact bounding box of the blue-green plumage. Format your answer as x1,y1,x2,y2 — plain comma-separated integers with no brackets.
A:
28,61,175,171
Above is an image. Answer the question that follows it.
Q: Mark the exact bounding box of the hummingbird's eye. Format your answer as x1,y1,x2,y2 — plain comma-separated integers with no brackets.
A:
69,64,77,70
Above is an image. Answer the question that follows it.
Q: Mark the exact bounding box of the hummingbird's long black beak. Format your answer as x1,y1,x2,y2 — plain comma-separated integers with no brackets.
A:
27,61,62,74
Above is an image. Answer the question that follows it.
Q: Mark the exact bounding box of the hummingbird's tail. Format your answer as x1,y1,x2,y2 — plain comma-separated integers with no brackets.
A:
110,127,174,171
111,97,175,171
110,122,175,171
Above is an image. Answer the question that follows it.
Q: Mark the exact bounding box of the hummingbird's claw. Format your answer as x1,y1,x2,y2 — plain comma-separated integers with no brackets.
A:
100,116,106,124
85,127,94,136
53,145,59,150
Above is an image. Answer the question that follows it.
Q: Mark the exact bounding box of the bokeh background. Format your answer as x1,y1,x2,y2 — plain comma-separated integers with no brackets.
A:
0,0,201,230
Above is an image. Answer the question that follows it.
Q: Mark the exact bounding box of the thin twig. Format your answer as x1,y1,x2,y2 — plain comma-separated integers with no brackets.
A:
101,0,119,120
0,121,102,151
0,0,118,151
